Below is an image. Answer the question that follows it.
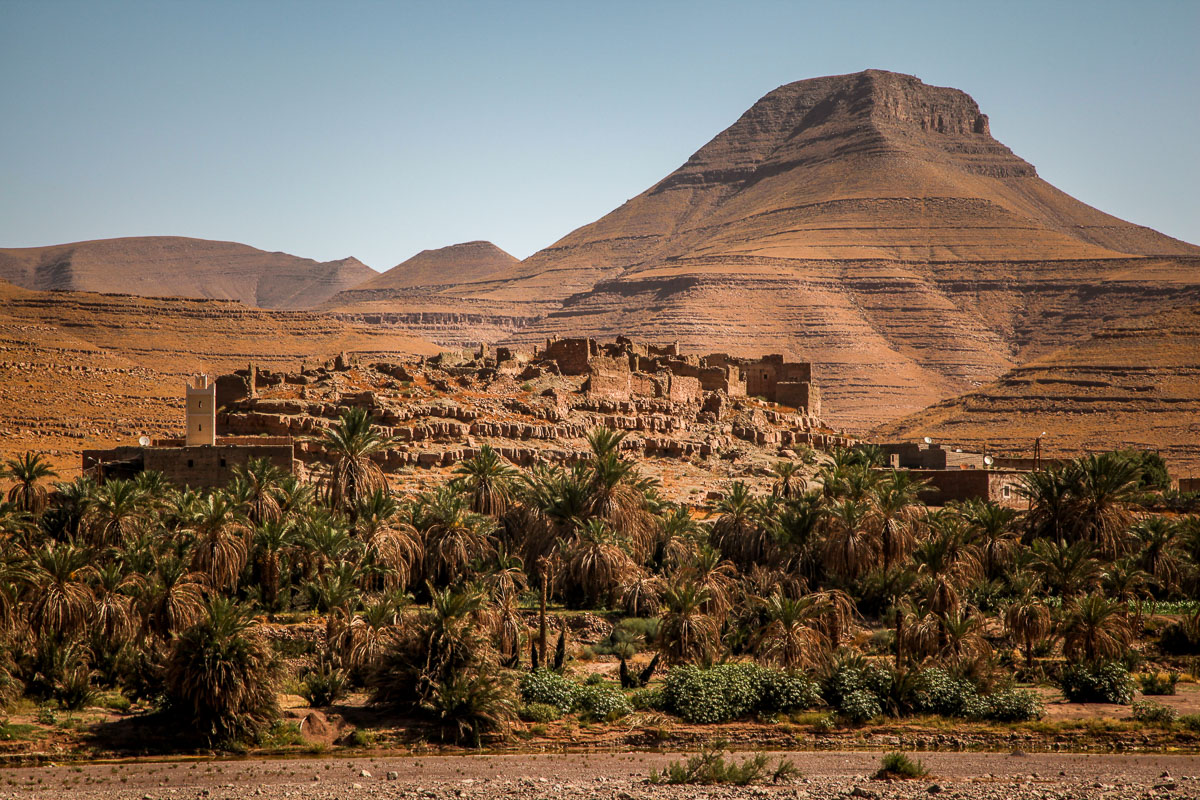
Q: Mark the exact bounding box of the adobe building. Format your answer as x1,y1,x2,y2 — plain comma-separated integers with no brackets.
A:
83,374,294,489
906,469,1027,509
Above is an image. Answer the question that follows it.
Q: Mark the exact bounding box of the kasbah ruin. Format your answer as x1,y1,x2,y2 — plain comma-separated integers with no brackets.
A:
83,336,1038,507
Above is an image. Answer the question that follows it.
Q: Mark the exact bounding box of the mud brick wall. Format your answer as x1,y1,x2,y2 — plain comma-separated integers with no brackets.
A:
775,381,820,415
666,374,702,404
908,469,1026,508
544,338,596,375
143,443,294,490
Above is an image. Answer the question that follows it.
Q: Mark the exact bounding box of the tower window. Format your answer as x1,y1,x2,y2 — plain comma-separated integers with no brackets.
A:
219,457,227,467
187,459,194,468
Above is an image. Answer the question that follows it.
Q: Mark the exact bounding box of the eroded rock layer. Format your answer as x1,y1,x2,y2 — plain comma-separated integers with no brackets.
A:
875,305,1200,474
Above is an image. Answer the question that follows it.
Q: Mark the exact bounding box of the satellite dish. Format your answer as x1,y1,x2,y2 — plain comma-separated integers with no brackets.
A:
984,456,994,466
138,435,150,447
923,436,932,445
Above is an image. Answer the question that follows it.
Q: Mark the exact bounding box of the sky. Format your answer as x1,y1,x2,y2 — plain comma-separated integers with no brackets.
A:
1,0,1197,270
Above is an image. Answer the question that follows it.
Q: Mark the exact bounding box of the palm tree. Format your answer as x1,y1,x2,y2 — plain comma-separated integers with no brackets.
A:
252,519,296,614
709,482,772,569
354,489,422,591
165,597,279,744
821,498,878,583
480,543,527,604
228,457,286,525
2,452,58,514
1031,538,1101,598
619,570,664,617
680,543,738,616
90,562,142,642
142,552,208,640
584,429,656,559
1070,452,1142,556
415,486,496,587
771,461,806,499
958,499,1018,580
83,479,146,546
305,560,360,657
298,510,360,577
654,505,702,571
28,540,95,638
938,609,992,668
1018,466,1076,544
871,471,924,571
186,493,249,591
658,582,718,665
911,512,979,649
321,407,398,513
1131,516,1184,593
560,518,634,608
753,592,831,668
1061,593,1132,663
346,597,400,672
453,445,516,517
1004,576,1053,667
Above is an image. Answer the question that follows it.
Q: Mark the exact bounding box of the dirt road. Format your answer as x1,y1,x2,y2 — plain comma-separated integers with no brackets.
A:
2,749,1198,799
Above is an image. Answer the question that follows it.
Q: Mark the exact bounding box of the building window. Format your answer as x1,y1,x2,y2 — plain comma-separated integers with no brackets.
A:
187,459,194,468
219,457,227,467
1002,486,1011,498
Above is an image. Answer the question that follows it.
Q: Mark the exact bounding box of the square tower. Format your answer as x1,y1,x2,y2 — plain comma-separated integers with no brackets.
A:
185,374,216,446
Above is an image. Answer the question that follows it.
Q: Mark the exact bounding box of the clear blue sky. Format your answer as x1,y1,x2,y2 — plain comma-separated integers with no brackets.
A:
2,0,1196,270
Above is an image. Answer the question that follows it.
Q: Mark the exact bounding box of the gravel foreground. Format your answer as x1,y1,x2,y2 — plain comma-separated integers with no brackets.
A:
2,750,1199,800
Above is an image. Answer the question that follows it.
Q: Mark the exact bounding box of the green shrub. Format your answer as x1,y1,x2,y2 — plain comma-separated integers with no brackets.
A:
965,688,1043,722
1139,671,1179,696
661,664,818,724
874,752,928,780
583,672,605,686
649,745,799,785
1132,700,1177,725
838,689,881,724
518,702,561,723
1178,713,1200,732
1058,662,1134,704
573,683,631,721
911,668,977,717
630,687,665,711
519,668,578,713
300,662,347,707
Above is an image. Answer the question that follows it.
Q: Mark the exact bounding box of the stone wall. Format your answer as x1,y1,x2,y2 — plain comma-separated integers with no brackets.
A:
905,468,1026,508
84,441,294,490
775,381,820,416
543,338,595,375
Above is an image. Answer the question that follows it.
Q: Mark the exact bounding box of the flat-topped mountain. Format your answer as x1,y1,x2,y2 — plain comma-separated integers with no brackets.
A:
875,304,1200,474
0,236,377,309
357,70,1200,430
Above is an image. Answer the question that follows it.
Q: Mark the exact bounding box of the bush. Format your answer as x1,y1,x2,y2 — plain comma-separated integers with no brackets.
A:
911,668,977,717
573,683,632,721
1058,662,1134,704
518,702,561,723
965,689,1043,722
300,661,347,707
630,687,665,711
519,668,578,713
1132,700,1177,725
661,664,819,724
838,689,881,724
1178,713,1200,732
649,745,799,786
874,752,928,780
1139,672,1179,696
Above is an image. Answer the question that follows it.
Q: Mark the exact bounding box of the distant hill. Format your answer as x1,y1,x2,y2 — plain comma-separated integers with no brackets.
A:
348,69,1200,430
0,279,437,470
874,305,1200,474
325,241,519,313
0,236,377,309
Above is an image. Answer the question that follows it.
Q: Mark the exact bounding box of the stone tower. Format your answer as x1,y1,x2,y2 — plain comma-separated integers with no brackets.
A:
185,374,216,446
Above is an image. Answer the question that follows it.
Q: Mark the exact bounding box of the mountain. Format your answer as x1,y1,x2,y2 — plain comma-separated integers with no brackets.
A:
325,241,519,312
342,70,1200,430
874,305,1200,474
0,236,377,309
0,279,436,470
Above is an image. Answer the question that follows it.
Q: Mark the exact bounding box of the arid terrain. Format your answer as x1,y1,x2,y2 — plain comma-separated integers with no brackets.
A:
2,750,1199,800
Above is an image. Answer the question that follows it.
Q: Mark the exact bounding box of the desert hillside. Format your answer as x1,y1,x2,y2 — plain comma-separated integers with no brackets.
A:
0,236,376,309
875,304,1200,475
334,70,1200,431
0,280,436,471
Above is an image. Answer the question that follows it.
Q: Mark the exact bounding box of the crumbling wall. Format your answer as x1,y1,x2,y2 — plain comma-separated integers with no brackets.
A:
776,381,820,415
543,337,596,375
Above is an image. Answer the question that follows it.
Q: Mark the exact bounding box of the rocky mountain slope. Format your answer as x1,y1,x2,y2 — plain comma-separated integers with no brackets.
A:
0,280,436,470
875,305,1200,474
337,70,1200,431
0,236,377,309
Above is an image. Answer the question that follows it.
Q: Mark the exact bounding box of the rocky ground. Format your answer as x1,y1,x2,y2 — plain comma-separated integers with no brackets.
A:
1,750,1197,799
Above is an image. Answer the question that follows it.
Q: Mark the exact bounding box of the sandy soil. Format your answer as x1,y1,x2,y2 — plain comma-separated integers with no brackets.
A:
2,749,1198,799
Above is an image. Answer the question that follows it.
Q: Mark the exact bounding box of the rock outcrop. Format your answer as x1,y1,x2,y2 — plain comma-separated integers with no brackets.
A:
0,236,377,309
